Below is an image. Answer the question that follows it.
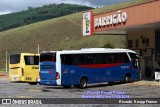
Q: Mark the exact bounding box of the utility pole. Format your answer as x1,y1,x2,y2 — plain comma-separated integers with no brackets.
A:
38,44,39,54
6,51,8,72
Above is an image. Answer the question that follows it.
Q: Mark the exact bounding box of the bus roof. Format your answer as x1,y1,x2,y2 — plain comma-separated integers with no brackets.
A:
10,53,39,56
58,48,137,54
40,51,55,53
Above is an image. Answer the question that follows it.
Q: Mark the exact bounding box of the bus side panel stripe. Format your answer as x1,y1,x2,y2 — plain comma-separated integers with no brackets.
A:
77,63,124,68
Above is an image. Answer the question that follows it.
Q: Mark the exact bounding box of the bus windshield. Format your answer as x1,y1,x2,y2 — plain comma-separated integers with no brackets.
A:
10,54,20,64
40,53,56,62
129,53,139,69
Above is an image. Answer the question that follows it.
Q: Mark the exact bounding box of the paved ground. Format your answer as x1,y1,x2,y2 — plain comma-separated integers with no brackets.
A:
0,73,160,106
0,78,160,98
0,72,8,78
131,80,160,86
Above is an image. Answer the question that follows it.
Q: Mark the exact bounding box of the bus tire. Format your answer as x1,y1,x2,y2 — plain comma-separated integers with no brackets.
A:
63,86,71,88
108,82,113,85
28,82,37,85
124,74,130,83
79,77,88,89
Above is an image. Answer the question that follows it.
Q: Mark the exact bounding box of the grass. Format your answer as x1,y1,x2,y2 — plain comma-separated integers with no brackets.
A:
0,4,93,31
0,0,150,67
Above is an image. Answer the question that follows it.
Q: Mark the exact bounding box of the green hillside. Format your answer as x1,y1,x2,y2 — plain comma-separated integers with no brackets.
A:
0,3,93,31
0,0,150,69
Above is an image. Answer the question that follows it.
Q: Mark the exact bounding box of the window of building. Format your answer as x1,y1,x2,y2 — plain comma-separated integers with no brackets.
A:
128,40,133,48
155,29,160,55
135,39,139,48
146,38,149,47
155,53,160,62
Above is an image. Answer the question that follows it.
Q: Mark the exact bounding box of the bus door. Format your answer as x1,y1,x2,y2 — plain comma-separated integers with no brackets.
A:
129,53,140,80
40,53,56,82
24,55,39,82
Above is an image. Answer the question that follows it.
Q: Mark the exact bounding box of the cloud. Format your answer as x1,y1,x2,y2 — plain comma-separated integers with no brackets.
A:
0,0,132,15
0,11,12,15
90,0,132,7
0,0,57,13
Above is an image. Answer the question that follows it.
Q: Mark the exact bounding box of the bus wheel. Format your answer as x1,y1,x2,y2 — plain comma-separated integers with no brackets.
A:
63,86,71,88
124,74,130,83
28,82,37,85
79,77,88,89
108,82,113,85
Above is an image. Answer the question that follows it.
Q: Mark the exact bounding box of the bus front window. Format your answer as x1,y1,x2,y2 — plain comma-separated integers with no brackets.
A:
133,58,139,69
10,54,20,64
129,53,139,69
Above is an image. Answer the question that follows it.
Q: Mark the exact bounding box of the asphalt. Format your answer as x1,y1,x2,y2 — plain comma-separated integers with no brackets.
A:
1,72,160,86
0,72,8,80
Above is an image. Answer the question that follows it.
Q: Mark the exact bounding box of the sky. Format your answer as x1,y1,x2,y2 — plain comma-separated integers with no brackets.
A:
0,0,132,15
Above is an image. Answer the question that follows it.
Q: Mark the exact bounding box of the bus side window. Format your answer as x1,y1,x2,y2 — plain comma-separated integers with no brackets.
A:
79,54,85,65
86,54,93,64
91,53,104,64
24,56,39,65
97,53,105,64
92,54,96,64
115,53,121,63
61,55,65,64
34,56,39,65
61,54,73,65
103,53,109,64
72,54,80,65
108,53,115,63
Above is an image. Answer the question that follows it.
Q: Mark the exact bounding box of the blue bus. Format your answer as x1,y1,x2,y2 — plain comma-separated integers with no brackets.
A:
40,48,140,88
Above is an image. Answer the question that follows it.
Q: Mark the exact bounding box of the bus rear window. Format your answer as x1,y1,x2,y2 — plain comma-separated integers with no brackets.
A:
24,56,39,65
40,53,56,62
10,54,20,64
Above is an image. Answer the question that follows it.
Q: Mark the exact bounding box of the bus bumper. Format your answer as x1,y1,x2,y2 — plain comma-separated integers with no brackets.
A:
11,75,21,81
40,80,57,86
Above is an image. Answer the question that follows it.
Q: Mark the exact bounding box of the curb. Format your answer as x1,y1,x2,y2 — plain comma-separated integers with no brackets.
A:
130,81,160,86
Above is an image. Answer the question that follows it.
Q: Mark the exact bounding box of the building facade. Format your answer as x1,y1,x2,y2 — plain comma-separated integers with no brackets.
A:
82,0,160,78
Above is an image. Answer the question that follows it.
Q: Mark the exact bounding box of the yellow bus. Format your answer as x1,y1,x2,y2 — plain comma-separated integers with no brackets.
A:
9,53,40,85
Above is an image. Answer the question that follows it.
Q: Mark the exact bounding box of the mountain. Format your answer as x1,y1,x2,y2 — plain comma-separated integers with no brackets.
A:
0,0,150,69
0,3,93,31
